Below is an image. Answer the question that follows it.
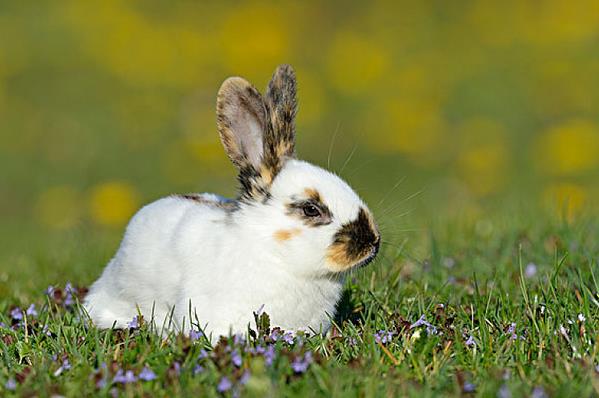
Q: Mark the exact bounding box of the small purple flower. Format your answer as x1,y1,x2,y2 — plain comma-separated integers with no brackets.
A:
0,322,6,329
65,282,76,294
374,330,394,344
171,361,181,376
498,384,511,398
264,345,276,366
465,335,476,347
233,333,245,346
96,377,107,389
231,349,242,367
53,359,72,377
198,349,209,360
282,331,294,344
525,263,537,278
10,307,23,321
113,370,137,384
4,378,17,390
64,293,75,307
127,316,139,329
269,329,281,341
240,370,250,385
193,364,204,375
507,323,517,340
45,286,55,296
217,377,233,393
291,351,313,374
26,304,38,317
463,382,476,393
531,386,547,398
410,315,438,335
138,366,157,381
189,329,203,341
348,337,358,346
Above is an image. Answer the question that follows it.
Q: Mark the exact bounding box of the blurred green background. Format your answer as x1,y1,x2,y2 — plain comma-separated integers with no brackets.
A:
1,1,599,292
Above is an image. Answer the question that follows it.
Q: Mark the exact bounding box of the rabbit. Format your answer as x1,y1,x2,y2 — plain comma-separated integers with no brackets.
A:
83,65,381,339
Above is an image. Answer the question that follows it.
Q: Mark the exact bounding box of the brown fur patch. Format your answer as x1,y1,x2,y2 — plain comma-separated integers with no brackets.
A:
304,188,321,203
273,228,301,242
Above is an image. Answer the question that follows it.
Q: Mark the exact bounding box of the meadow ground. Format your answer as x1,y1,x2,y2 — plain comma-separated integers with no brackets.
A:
1,209,598,397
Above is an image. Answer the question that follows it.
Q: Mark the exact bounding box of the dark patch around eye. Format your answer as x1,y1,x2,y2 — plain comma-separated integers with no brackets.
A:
286,199,332,227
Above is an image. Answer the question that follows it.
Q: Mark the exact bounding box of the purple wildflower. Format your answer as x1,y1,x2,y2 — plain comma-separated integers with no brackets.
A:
233,333,246,346
240,370,251,385
217,377,233,393
5,378,17,391
270,329,281,341
26,304,38,317
465,335,476,347
45,286,55,296
497,384,511,398
189,329,203,341
171,362,181,376
282,331,294,344
53,359,72,377
348,337,358,346
10,307,23,321
291,351,313,374
531,386,547,398
127,316,139,329
64,282,77,306
374,330,394,344
113,370,137,384
410,315,438,335
231,349,242,367
193,364,204,375
138,366,157,381
264,345,276,366
198,349,209,359
0,322,6,329
507,323,517,340
463,382,476,393
524,263,537,278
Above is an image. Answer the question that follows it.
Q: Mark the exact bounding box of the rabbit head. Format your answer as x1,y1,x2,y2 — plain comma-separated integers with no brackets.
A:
217,65,380,276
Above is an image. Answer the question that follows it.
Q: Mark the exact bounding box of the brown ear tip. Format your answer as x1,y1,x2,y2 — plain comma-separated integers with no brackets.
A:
218,76,251,93
274,64,295,77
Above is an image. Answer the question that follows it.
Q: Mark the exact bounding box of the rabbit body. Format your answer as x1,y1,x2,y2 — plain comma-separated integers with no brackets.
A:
84,65,380,338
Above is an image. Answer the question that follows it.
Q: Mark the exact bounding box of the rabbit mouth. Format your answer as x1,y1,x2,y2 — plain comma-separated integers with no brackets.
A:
354,239,380,269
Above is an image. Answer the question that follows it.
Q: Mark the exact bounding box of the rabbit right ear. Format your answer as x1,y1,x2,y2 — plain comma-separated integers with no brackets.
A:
216,77,268,170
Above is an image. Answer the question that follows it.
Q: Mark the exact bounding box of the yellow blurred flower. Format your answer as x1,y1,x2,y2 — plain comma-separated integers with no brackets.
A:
543,182,587,221
89,181,140,227
35,185,82,229
63,0,211,87
379,99,444,158
220,3,289,80
326,32,389,96
536,119,599,176
456,118,509,196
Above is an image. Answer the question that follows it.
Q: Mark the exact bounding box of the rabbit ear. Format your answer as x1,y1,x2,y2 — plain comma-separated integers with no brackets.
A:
264,64,297,164
217,77,268,170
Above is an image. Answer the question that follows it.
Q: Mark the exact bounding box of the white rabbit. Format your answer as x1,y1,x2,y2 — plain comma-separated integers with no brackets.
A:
84,65,380,339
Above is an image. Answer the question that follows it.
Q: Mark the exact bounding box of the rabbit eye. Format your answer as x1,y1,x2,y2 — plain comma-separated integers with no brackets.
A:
302,204,321,218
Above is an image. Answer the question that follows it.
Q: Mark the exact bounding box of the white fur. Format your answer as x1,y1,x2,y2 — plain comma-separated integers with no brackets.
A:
84,160,368,339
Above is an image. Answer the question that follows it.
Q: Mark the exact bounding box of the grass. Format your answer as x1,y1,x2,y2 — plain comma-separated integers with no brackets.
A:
1,210,598,397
